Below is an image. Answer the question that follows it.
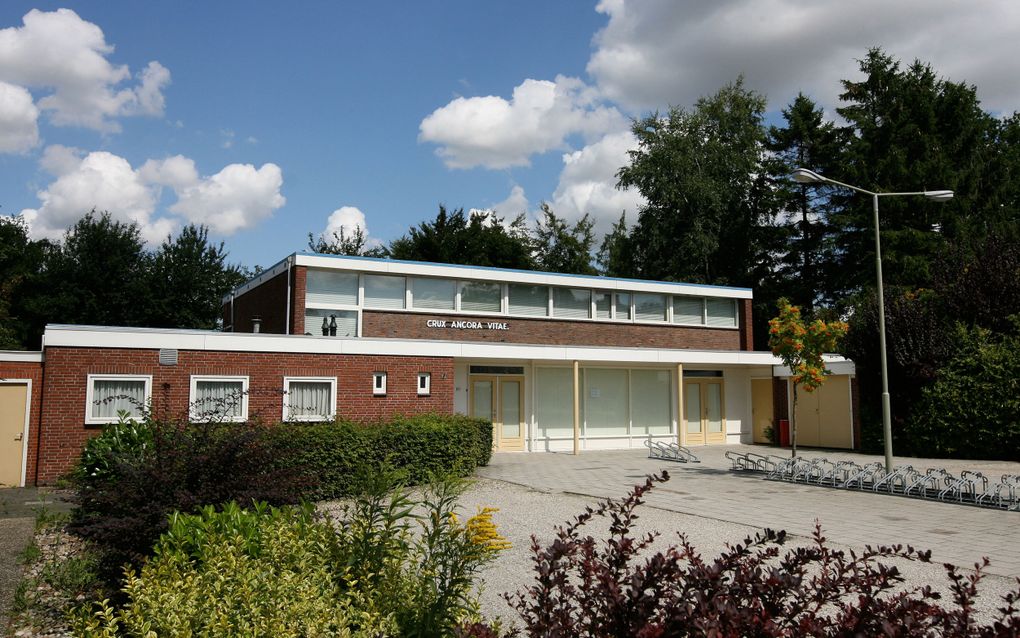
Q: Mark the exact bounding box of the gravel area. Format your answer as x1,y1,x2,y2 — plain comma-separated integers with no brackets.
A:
457,477,1020,629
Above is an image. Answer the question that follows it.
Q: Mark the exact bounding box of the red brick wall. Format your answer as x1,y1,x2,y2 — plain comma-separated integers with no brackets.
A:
36,347,454,484
221,266,306,335
0,360,43,485
227,270,290,334
362,310,743,350
739,299,753,350
290,266,306,335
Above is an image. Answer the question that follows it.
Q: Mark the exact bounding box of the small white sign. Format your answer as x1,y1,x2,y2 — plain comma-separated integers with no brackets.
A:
426,319,509,331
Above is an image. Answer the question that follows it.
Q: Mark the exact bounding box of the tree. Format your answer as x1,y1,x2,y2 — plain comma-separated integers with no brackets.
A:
0,215,49,349
906,319,1020,461
387,205,536,270
618,77,775,286
145,225,248,329
768,298,848,457
596,213,635,277
28,211,149,340
829,48,1000,296
307,226,385,257
533,204,597,275
764,94,845,312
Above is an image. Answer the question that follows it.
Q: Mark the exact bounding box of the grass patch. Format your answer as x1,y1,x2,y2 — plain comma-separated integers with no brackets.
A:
34,507,69,531
18,540,41,565
40,554,102,597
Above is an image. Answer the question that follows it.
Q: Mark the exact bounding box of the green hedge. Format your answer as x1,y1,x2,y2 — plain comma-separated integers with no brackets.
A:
274,413,493,499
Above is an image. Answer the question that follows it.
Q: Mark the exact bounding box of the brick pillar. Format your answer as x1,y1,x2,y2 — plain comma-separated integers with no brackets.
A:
739,299,754,351
290,265,307,335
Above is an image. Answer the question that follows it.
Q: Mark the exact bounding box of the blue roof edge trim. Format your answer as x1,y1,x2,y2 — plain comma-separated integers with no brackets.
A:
296,251,754,293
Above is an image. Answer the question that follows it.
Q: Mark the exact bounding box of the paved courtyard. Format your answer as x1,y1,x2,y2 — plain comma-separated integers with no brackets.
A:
476,444,1020,577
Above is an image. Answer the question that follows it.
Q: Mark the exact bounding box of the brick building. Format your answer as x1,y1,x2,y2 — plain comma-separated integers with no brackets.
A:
0,253,858,486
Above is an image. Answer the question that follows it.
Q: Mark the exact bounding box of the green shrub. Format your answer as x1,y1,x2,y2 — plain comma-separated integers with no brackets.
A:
277,413,493,499
905,319,1020,460
72,476,509,638
72,502,389,637
69,418,307,573
73,415,153,484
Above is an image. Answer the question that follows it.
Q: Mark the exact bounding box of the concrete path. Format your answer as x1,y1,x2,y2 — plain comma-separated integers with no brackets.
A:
477,445,1020,577
0,487,73,632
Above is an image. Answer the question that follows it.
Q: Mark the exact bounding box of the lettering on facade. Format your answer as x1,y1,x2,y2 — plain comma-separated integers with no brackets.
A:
426,319,509,331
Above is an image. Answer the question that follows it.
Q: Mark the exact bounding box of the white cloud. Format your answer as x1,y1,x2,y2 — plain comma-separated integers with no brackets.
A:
0,8,171,132
548,131,644,233
321,206,368,238
20,150,166,242
139,154,199,190
588,0,1020,113
0,80,39,152
21,148,285,241
490,185,530,217
419,75,627,169
170,163,285,235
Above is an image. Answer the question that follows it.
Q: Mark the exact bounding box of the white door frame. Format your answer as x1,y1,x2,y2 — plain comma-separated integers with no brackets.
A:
1,379,32,487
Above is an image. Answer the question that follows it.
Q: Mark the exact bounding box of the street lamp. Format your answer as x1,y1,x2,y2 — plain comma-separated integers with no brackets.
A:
790,167,953,472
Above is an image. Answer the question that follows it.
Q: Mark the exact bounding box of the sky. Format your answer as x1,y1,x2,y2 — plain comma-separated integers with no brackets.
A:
2,1,1018,269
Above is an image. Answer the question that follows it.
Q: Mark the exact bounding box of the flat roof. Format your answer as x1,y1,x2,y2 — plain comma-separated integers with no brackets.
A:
42,324,852,372
223,252,754,302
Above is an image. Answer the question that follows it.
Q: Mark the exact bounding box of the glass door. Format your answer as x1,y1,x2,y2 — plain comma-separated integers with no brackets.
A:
684,380,726,445
499,378,525,451
470,375,526,451
684,382,704,445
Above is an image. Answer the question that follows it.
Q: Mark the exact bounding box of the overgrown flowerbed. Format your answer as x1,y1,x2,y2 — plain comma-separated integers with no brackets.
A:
11,414,1020,636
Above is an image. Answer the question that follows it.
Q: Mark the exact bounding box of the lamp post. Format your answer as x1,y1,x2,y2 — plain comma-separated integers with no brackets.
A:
790,168,953,472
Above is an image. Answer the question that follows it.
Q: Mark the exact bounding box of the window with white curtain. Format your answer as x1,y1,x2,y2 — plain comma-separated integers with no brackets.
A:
459,281,501,313
552,287,591,319
364,275,406,309
634,293,667,322
190,376,248,422
615,293,632,320
706,298,738,327
672,296,704,325
508,283,548,316
534,368,575,438
631,369,672,435
584,368,629,436
85,375,151,424
411,278,456,310
283,377,336,421
305,270,359,306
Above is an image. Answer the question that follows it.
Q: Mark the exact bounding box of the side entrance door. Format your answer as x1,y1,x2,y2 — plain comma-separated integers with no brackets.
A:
684,380,725,445
751,378,774,444
0,382,29,487
470,375,525,451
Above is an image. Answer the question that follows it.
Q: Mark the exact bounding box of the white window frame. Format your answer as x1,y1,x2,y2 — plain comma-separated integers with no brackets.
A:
85,374,152,425
417,372,431,396
189,375,249,423
282,376,338,422
373,371,387,396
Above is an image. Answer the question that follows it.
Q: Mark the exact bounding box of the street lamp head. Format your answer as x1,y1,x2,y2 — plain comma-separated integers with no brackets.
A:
923,190,954,202
791,168,826,184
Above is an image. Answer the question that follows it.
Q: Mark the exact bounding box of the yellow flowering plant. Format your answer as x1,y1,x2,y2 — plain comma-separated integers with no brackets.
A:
768,298,848,456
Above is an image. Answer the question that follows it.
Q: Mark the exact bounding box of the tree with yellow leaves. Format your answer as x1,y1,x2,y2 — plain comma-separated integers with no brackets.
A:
769,298,849,457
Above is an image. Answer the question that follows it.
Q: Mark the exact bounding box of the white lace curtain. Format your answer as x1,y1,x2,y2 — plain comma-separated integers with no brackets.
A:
194,381,244,418
287,381,332,419
92,379,146,419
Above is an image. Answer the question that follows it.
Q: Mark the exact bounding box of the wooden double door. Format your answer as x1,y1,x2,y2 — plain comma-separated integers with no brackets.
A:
684,379,725,445
469,375,525,451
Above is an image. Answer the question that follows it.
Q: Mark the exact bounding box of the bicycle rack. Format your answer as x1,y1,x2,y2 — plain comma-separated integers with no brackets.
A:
842,462,886,490
725,452,1016,512
644,439,700,463
872,465,916,495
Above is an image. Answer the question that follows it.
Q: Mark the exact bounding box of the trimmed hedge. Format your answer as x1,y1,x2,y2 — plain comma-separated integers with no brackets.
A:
275,413,493,499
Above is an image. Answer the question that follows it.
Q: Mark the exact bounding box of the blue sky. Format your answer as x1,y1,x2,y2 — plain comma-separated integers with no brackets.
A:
2,2,1017,269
